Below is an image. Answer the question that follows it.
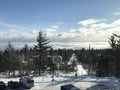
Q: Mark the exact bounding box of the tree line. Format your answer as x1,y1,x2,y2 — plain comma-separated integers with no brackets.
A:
0,32,120,77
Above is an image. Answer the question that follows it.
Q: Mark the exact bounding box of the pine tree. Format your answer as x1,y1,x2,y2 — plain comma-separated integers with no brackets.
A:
106,33,120,77
34,31,51,75
20,44,31,75
4,42,18,76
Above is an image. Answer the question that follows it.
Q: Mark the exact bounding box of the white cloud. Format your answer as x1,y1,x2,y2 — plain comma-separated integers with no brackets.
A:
90,23,111,29
44,28,56,32
49,19,120,49
112,19,120,26
0,30,37,44
41,28,56,37
78,19,100,26
31,30,38,35
51,25,59,29
50,22,64,29
1,19,120,49
50,42,109,49
0,22,25,29
7,29,17,34
112,12,120,16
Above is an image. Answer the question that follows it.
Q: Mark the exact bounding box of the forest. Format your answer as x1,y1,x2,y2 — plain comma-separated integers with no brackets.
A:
0,32,120,78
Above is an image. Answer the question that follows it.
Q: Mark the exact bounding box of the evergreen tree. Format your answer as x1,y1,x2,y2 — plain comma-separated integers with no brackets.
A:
4,42,18,76
34,31,51,75
109,34,116,50
0,52,5,72
20,44,32,75
101,33,120,77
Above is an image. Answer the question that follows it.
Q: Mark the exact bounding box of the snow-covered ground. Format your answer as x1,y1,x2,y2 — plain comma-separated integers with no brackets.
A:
1,74,120,90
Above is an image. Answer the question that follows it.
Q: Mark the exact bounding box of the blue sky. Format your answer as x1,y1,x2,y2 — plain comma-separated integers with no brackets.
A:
0,0,120,49
0,0,119,29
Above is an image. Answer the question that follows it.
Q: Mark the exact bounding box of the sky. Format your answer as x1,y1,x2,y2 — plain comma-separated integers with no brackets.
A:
0,0,120,49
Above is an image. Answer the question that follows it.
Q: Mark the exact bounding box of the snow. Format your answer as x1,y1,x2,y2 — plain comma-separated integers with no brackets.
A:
0,62,119,90
77,65,87,76
67,53,87,76
1,74,120,90
1,54,120,89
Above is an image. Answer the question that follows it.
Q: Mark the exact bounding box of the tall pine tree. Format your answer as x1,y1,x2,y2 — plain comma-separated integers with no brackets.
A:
34,31,51,75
